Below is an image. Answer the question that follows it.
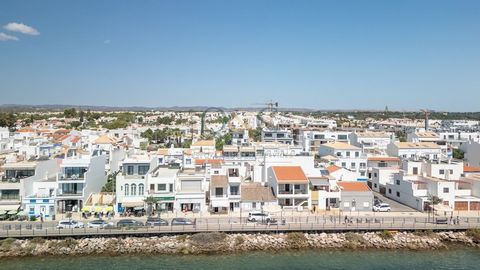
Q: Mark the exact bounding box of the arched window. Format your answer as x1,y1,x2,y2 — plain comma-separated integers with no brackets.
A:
131,184,137,196
125,184,129,196
138,184,144,196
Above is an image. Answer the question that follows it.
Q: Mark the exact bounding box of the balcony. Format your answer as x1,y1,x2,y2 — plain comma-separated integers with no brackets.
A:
1,177,20,183
56,191,83,197
278,189,308,195
58,173,85,181
0,195,20,201
211,194,228,198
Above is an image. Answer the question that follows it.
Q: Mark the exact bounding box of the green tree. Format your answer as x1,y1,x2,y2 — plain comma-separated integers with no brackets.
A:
144,196,159,216
156,116,174,125
141,128,154,142
64,108,77,118
453,148,464,160
215,132,232,150
101,172,118,192
70,121,82,129
0,113,16,128
79,110,85,123
248,127,262,142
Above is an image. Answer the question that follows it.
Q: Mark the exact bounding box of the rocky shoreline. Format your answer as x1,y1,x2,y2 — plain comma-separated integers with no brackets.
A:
1,230,479,257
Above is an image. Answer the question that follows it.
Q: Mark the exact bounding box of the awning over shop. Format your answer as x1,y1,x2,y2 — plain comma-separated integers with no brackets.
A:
211,200,229,208
431,204,453,212
309,178,330,186
122,202,144,208
154,196,175,202
0,204,21,212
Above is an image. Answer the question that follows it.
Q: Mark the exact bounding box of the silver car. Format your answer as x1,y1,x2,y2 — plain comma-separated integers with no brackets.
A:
87,219,113,228
56,220,85,229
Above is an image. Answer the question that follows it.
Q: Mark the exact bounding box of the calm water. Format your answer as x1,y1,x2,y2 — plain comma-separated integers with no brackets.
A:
1,249,479,270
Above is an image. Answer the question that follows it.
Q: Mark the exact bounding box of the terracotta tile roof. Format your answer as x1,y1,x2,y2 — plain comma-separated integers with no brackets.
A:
17,128,35,133
241,183,276,202
321,142,361,150
394,142,440,149
338,182,370,192
157,148,169,155
272,166,307,182
192,140,215,147
54,129,70,134
326,165,341,174
71,136,81,144
195,159,224,166
94,134,117,144
367,156,400,162
464,166,480,173
210,175,228,188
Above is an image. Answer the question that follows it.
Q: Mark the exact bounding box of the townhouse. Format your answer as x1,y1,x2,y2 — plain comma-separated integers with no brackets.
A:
145,164,179,212
240,182,277,212
267,166,310,209
175,168,207,213
337,182,374,212
309,176,341,211
319,142,368,181
385,159,480,212
1,159,58,213
387,142,443,160
366,156,400,193
298,129,351,153
349,131,393,155
56,149,107,213
261,128,294,145
115,155,154,213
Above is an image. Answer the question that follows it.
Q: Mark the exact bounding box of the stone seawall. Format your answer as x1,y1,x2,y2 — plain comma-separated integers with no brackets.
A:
1,230,479,257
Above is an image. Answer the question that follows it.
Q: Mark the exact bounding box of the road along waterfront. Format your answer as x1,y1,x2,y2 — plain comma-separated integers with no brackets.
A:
1,214,479,238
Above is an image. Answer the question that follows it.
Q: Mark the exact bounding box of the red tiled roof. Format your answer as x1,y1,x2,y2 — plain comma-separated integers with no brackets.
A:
71,136,80,144
464,166,480,173
338,182,370,192
326,165,341,174
272,166,307,182
195,159,224,166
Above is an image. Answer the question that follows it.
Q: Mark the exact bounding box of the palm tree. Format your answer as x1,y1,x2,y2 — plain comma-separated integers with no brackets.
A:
144,196,159,216
428,194,443,222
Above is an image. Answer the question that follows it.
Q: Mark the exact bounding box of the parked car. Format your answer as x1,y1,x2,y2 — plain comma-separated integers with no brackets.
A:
146,217,169,226
435,217,448,224
87,219,113,229
56,220,85,229
171,218,195,226
116,219,144,227
373,203,391,212
247,211,272,223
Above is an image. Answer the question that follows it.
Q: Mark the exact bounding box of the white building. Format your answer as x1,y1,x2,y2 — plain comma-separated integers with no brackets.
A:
387,142,443,160
460,141,480,167
385,159,480,211
267,166,310,209
56,150,107,213
319,142,368,181
115,155,154,212
349,131,393,155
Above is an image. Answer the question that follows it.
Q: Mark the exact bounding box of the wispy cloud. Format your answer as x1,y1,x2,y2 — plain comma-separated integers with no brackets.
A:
3,22,40,35
0,32,19,41
104,39,111,44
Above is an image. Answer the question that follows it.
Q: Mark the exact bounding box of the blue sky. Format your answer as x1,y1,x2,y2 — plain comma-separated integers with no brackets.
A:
1,0,479,111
